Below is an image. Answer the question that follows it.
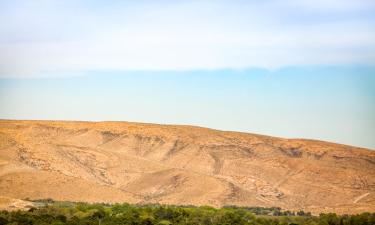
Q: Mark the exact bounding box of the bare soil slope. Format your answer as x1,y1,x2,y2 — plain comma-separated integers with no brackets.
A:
0,120,374,214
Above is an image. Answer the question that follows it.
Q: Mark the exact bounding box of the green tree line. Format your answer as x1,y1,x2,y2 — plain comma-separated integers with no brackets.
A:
0,201,374,225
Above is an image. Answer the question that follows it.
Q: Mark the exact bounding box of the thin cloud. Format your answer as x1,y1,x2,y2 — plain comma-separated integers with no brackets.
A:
0,0,374,77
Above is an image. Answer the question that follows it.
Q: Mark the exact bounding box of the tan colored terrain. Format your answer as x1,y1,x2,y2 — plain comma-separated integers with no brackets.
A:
0,196,35,211
0,120,374,214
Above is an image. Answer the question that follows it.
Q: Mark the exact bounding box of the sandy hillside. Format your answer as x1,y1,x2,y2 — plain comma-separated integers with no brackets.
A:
0,196,35,211
0,120,374,214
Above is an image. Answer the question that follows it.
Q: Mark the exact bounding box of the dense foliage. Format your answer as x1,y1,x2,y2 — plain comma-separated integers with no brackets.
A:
0,201,374,225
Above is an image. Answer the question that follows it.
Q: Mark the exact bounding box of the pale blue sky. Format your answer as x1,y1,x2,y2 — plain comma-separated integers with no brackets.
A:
0,1,374,149
1,0,375,76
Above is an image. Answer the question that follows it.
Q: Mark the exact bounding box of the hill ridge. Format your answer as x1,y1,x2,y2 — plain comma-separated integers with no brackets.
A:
0,120,374,214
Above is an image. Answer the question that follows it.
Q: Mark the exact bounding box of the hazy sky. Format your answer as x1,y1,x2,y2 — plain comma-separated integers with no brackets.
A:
0,0,374,149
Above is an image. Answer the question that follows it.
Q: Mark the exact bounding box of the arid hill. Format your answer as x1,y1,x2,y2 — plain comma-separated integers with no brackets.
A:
0,120,374,214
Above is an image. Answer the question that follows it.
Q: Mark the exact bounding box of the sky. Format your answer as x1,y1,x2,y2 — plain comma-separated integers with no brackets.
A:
0,0,374,149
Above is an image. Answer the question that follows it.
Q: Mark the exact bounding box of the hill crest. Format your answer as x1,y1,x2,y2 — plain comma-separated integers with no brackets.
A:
0,120,374,214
